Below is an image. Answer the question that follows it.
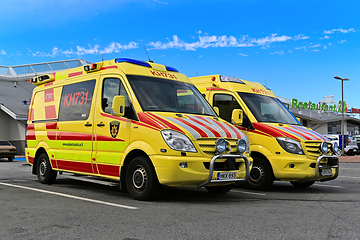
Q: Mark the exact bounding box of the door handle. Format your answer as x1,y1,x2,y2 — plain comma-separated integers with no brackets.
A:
85,123,92,127
97,123,105,127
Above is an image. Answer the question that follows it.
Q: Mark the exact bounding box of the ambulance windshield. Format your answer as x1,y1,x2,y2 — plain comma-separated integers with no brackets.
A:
128,75,216,116
238,92,299,125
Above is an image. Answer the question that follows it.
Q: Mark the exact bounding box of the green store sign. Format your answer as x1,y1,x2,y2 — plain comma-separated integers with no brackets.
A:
291,99,345,113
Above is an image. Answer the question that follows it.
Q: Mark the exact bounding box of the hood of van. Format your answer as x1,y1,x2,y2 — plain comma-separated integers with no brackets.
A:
138,112,248,141
252,122,328,142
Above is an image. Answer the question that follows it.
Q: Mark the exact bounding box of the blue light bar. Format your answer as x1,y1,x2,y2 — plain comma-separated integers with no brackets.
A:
115,58,151,68
165,66,179,72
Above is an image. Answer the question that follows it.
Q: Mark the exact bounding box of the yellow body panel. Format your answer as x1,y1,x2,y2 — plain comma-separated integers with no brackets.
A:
25,60,252,190
191,75,339,183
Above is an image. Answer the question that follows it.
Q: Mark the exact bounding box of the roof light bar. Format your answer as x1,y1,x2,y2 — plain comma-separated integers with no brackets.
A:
84,62,103,72
220,75,245,84
165,66,179,72
30,74,55,86
115,58,151,68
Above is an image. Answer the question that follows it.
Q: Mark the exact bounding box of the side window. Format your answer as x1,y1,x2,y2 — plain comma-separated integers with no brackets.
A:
58,80,96,121
213,94,240,122
102,78,136,119
213,93,253,129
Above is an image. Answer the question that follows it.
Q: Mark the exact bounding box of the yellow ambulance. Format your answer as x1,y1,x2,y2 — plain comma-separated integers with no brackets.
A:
25,59,251,200
191,75,339,190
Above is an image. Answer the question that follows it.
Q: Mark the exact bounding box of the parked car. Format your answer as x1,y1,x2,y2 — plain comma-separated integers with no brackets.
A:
324,135,358,155
352,134,360,151
0,141,17,161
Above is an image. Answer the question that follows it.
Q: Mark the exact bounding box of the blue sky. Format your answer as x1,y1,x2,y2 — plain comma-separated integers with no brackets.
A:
1,0,359,110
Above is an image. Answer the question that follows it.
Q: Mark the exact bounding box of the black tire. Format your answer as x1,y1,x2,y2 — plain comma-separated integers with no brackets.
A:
125,156,161,201
8,157,14,162
205,184,232,194
244,157,274,190
36,153,57,184
290,181,315,188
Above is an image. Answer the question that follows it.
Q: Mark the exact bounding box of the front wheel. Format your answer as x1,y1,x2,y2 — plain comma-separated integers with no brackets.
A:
205,185,232,194
290,181,315,188
125,156,161,201
8,157,14,162
36,153,57,184
244,157,274,190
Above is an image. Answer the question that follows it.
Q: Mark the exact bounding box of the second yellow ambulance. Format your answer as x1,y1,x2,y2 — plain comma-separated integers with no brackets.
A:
25,59,251,200
191,75,339,190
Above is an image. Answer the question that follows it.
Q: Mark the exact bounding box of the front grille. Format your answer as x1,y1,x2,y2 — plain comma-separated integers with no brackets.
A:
196,138,239,156
304,141,333,159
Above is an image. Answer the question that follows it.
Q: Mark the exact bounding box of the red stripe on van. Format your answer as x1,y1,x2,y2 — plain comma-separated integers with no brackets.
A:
138,113,163,130
186,115,222,138
97,164,120,177
27,156,34,164
47,131,56,140
56,160,93,174
46,122,57,129
69,71,83,77
253,123,300,141
26,131,36,140
176,118,208,138
57,132,93,141
147,113,185,134
27,124,35,130
96,135,124,142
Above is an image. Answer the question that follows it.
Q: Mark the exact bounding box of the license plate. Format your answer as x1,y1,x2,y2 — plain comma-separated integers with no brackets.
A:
320,168,332,176
1,149,8,152
216,172,237,180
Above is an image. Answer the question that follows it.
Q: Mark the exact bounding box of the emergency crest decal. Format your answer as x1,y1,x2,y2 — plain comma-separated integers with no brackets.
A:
110,121,120,138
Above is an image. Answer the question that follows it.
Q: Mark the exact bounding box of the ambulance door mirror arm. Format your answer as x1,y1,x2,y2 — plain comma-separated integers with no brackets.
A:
231,109,243,126
111,95,125,117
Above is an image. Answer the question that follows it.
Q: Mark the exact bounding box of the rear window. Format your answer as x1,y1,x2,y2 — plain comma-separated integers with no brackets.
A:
0,141,11,146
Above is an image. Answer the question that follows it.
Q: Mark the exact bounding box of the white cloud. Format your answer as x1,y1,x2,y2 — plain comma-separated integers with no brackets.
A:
321,35,330,39
338,40,347,44
271,51,284,55
323,28,355,34
309,44,321,48
251,33,292,45
294,34,310,40
311,49,320,52
0,50,6,55
238,53,248,57
324,45,327,49
295,46,307,51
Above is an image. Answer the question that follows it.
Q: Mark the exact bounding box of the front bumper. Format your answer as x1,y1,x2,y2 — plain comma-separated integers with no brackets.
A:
298,154,339,183
196,154,250,188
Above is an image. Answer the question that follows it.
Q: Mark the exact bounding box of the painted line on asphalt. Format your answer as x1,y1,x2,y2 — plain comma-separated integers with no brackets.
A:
314,183,343,188
338,175,360,179
231,189,266,196
0,182,138,210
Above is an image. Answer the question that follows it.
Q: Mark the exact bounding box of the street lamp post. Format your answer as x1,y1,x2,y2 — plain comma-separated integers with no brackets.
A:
334,76,350,156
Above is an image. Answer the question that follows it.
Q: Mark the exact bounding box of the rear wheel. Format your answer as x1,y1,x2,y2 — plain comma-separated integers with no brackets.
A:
244,157,274,190
290,181,315,188
126,156,161,201
36,153,57,184
205,185,232,194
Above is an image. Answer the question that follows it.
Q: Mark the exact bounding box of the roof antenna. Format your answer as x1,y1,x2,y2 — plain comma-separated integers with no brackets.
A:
144,47,153,63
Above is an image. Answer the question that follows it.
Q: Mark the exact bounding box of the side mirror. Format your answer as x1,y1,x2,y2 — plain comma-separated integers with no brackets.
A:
231,109,243,126
111,96,125,117
213,106,220,116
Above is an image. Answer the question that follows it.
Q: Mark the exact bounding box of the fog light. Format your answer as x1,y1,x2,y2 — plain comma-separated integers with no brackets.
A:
179,162,188,168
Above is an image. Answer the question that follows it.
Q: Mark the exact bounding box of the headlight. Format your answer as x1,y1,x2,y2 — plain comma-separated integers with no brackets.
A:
332,142,339,154
216,138,230,154
320,142,328,154
237,139,247,154
161,130,197,152
277,137,304,155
